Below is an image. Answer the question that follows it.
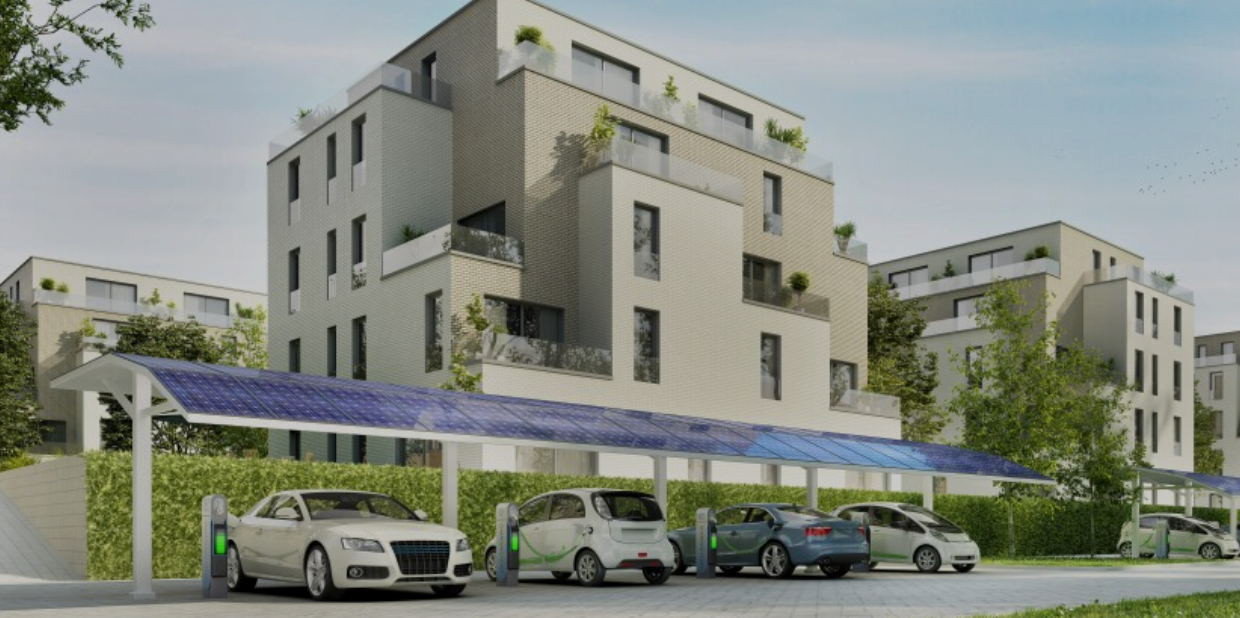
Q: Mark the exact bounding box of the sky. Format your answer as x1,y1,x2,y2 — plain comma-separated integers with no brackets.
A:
2,0,1239,331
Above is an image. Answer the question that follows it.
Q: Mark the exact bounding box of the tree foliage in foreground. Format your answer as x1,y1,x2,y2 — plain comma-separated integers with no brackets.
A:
1195,385,1224,475
865,274,947,443
0,295,41,458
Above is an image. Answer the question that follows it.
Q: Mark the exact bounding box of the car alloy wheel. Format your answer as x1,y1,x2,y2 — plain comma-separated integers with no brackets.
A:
1118,542,1133,559
760,543,794,578
305,546,343,601
1201,543,1222,560
914,546,942,573
671,542,687,575
643,566,670,585
226,544,256,591
485,548,498,582
576,550,606,587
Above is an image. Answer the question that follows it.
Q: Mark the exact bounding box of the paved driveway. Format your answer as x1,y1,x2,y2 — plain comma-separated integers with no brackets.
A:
4,563,1240,617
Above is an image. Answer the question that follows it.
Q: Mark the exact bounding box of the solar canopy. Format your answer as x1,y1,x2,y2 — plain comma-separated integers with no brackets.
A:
1140,468,1240,497
62,353,1050,484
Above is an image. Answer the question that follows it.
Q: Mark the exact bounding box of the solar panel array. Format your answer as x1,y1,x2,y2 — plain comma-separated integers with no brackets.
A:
119,353,1049,482
1148,468,1240,496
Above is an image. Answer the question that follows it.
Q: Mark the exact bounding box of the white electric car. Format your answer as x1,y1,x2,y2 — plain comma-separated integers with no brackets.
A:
226,490,473,601
831,502,980,573
1118,513,1240,560
483,489,674,586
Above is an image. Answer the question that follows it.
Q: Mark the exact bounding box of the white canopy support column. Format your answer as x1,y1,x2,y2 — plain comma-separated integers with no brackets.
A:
441,441,459,529
923,476,934,511
653,456,668,512
1132,479,1142,557
805,467,818,509
1231,496,1237,537
1186,488,1195,517
131,372,155,600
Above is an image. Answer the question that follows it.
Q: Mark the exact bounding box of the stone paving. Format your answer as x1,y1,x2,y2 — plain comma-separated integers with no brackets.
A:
3,562,1240,617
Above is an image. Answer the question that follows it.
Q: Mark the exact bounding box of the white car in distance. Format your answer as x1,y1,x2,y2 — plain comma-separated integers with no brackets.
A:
227,490,473,601
831,502,980,573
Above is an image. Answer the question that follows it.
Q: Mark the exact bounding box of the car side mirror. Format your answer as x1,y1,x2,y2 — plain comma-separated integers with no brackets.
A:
414,509,429,521
274,507,300,521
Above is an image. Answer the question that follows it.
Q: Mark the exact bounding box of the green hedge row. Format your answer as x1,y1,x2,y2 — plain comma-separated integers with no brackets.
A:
85,452,917,580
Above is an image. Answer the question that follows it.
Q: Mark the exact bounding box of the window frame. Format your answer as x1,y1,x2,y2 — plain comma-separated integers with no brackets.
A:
967,247,1014,273
887,266,929,289
458,202,506,235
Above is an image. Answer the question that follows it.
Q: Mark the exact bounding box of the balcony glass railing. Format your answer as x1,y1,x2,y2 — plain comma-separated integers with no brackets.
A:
480,332,612,377
1080,265,1194,305
499,41,833,181
634,251,660,281
895,258,1061,300
833,237,868,263
634,356,660,384
1196,354,1238,368
351,262,367,290
269,64,453,159
451,226,524,266
764,212,783,236
830,389,900,419
382,226,452,276
923,314,980,337
597,141,744,203
742,283,830,320
33,290,237,329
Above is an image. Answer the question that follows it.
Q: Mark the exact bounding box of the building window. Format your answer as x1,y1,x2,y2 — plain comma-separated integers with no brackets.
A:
967,247,1013,273
85,278,137,311
288,249,300,293
1134,409,1144,445
351,216,366,290
288,158,300,202
888,267,929,290
458,202,506,235
1173,306,1182,346
965,346,983,389
1173,361,1182,401
1110,257,1117,267
288,339,301,374
571,45,639,104
1198,344,1207,359
742,255,781,302
401,438,441,468
326,134,337,204
483,297,564,342
699,95,752,146
1151,354,1158,395
761,334,781,400
1093,250,1101,270
634,308,659,384
615,123,668,169
830,360,857,406
326,230,337,299
634,204,660,280
92,319,121,341
289,430,302,460
954,296,982,319
1174,416,1182,456
426,292,443,372
352,435,367,464
1134,350,1144,392
351,116,365,165
763,173,782,236
1151,411,1159,453
1216,410,1224,440
184,293,229,319
1211,371,1224,401
40,420,67,444
1134,291,1144,334
327,434,337,462
1151,298,1159,339
352,316,367,380
327,326,337,377
1225,342,1236,357
421,52,438,100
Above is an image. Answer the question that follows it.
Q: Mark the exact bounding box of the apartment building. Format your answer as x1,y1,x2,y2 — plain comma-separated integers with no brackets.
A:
1196,331,1240,476
872,222,1195,494
265,0,894,488
1,257,267,454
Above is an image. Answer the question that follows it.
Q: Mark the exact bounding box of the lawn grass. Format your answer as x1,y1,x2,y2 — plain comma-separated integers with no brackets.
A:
971,590,1240,617
986,557,1204,567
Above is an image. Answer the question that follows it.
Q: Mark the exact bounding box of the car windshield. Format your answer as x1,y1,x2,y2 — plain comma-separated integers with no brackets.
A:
775,505,833,521
1188,518,1225,535
302,492,420,521
595,492,663,522
901,504,963,531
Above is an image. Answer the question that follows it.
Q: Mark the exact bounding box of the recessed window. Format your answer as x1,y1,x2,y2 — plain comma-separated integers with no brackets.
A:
1134,409,1144,445
633,204,660,280
327,326,337,377
352,316,367,380
830,360,857,405
1093,250,1102,270
1173,361,1182,401
572,45,639,105
634,308,659,384
743,255,781,302
288,249,300,293
458,202,506,235
421,52,438,100
1151,411,1159,454
968,247,1013,273
351,216,366,290
85,278,137,311
1174,416,1182,456
484,297,564,342
1211,371,1224,401
1173,306,1182,345
966,346,983,389
426,292,443,372
1135,291,1145,334
289,430,302,460
1198,344,1207,359
1225,342,1236,357
326,134,337,204
954,296,982,318
184,293,229,318
352,435,367,464
699,95,752,146
1151,298,1159,339
288,339,301,374
763,173,782,236
327,434,337,462
1151,354,1159,396
888,267,929,290
40,420,67,444
761,333,781,401
351,116,365,165
288,158,300,202
1134,350,1144,392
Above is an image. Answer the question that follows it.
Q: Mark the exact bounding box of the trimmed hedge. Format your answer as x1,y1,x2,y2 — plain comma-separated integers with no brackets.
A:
85,452,917,580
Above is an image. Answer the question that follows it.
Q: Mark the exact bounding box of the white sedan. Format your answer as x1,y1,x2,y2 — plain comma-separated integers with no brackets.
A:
226,490,473,601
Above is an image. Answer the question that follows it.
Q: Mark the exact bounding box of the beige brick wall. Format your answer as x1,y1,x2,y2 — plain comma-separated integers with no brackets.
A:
0,457,87,578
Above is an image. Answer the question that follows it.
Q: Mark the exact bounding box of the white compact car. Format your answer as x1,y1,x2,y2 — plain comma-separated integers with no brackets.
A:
483,489,674,586
831,502,980,573
226,490,473,601
1119,513,1240,560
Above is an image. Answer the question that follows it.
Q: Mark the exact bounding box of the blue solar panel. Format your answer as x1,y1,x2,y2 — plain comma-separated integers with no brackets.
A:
115,353,1051,483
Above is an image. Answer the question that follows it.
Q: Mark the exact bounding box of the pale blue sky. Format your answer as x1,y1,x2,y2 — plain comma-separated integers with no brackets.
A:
2,0,1238,331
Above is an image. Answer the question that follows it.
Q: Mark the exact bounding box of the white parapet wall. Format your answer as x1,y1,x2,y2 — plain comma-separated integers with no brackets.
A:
0,457,87,578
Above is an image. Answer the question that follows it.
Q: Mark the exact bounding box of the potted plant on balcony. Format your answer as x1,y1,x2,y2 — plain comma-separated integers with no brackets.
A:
401,224,425,243
514,25,555,72
787,271,811,309
587,104,618,164
1024,245,1051,261
55,282,69,293
39,277,55,291
764,118,808,165
943,260,957,278
834,221,857,254
1151,270,1177,292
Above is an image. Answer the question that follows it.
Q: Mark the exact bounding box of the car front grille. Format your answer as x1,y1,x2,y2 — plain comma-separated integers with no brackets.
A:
390,541,451,576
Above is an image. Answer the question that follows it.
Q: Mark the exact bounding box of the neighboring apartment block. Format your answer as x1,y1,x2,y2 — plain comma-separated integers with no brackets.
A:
2,257,267,454
265,0,894,488
872,222,1195,494
1196,331,1240,477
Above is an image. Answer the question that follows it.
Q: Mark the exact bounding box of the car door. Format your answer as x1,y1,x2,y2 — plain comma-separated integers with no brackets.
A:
517,496,551,570
1168,517,1198,556
262,494,308,581
544,494,588,571
1134,516,1161,554
236,496,277,577
732,507,778,564
869,507,913,563
714,507,750,565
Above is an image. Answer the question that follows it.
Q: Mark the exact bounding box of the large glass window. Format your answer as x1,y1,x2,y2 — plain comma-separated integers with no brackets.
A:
968,247,1013,273
85,278,137,311
400,439,441,468
763,173,782,236
1211,371,1224,400
954,296,982,318
426,292,443,372
633,204,660,280
571,46,638,105
458,202,506,235
699,96,752,146
743,255,781,301
761,333,781,401
184,293,229,318
888,267,929,289
484,297,564,342
634,308,659,384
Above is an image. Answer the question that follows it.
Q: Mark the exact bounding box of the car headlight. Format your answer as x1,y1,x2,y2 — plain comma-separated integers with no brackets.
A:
456,538,471,552
929,529,948,542
341,538,384,553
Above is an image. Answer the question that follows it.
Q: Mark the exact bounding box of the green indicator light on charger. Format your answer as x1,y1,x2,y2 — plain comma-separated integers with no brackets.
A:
710,535,717,550
511,536,519,552
214,532,226,555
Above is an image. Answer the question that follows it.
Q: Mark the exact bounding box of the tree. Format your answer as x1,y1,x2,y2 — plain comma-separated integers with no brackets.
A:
865,274,946,443
439,295,499,393
100,314,266,456
2,0,155,132
948,280,1140,498
220,303,268,370
0,296,41,458
1195,384,1224,475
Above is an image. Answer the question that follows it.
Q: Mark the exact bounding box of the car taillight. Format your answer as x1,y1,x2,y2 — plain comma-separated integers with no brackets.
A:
806,526,833,538
857,526,867,536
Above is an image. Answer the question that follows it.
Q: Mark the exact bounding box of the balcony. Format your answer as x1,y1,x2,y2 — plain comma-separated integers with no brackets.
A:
1196,354,1238,368
1080,265,1194,305
351,263,367,290
833,237,868,263
289,289,301,314
269,63,453,160
923,314,980,337
32,290,237,329
830,389,900,419
499,41,833,181
764,212,783,236
742,283,830,320
288,198,301,226
451,226,524,266
480,332,612,377
894,258,1061,301
634,356,660,384
596,141,743,203
382,226,452,276
634,250,660,281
